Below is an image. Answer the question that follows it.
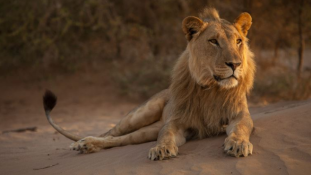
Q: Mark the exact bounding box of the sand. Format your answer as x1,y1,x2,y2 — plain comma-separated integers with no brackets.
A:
1,73,311,175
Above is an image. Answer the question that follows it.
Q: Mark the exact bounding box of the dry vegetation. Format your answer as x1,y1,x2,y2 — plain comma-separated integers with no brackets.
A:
0,0,310,103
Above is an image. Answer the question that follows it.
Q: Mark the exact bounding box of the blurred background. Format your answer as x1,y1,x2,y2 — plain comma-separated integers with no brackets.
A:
1,0,311,104
1,2,311,173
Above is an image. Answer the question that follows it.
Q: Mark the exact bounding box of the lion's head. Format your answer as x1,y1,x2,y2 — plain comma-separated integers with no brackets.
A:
182,8,253,89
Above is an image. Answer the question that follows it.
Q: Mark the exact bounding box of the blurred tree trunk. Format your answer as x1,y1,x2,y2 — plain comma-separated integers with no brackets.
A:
297,0,305,78
273,40,280,65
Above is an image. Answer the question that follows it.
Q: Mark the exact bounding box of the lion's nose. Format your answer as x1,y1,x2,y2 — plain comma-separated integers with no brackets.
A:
225,62,241,71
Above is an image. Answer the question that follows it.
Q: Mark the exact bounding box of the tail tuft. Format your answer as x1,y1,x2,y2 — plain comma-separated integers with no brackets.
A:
43,90,57,111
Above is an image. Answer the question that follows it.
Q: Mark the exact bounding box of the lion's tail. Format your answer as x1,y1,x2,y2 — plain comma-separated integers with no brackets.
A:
43,90,83,141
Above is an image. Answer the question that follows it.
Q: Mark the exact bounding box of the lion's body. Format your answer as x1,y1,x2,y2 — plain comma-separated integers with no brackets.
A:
44,8,256,160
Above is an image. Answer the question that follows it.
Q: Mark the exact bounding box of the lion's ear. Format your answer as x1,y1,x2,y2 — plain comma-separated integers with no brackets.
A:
234,12,252,36
182,16,204,41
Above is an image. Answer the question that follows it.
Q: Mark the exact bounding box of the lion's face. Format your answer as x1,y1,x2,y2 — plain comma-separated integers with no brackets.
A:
182,12,252,89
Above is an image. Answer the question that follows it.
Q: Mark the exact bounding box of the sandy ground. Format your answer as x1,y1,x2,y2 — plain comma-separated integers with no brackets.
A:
0,73,311,175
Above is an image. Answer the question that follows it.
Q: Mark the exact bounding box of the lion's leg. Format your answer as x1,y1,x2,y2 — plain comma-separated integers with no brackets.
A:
100,90,169,137
148,122,186,161
224,110,253,157
70,121,163,153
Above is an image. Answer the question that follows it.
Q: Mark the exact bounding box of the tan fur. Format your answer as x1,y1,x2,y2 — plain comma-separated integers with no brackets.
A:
48,8,255,160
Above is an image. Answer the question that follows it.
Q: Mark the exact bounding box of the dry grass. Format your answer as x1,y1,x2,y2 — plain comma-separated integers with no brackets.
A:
1,0,310,103
112,58,173,100
252,60,311,103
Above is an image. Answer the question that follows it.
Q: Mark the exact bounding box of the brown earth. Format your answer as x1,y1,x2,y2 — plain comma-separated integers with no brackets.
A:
0,73,311,175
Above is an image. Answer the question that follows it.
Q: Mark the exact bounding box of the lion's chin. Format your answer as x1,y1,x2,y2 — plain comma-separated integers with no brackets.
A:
217,78,238,89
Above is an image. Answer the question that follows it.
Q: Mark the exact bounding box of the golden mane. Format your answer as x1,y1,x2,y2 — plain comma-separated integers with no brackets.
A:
199,8,220,21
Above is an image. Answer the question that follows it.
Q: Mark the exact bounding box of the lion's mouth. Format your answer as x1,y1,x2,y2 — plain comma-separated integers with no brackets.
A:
213,75,238,81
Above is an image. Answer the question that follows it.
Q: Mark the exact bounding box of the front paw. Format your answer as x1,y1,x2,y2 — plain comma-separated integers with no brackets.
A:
148,144,178,161
224,136,253,157
70,136,103,153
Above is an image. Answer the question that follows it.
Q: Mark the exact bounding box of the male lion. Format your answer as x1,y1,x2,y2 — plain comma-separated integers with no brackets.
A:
43,8,255,160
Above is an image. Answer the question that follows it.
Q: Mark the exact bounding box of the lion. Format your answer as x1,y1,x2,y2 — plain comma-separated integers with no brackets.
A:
43,8,255,160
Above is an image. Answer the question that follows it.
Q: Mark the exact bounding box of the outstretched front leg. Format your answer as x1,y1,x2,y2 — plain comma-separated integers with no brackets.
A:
224,110,253,157
148,122,186,161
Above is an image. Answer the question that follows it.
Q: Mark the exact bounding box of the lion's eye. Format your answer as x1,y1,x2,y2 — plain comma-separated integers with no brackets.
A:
209,39,219,45
237,39,242,45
